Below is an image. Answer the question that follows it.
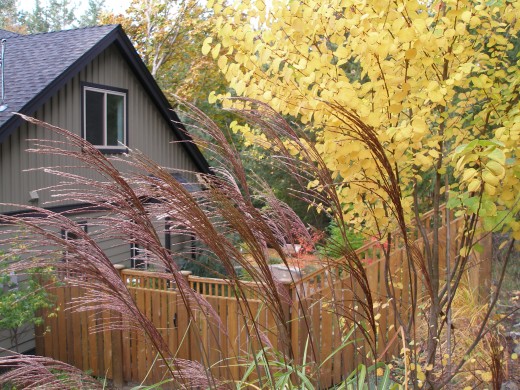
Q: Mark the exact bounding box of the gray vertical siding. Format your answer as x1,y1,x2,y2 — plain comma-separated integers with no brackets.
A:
0,44,199,214
0,210,174,357
0,43,204,355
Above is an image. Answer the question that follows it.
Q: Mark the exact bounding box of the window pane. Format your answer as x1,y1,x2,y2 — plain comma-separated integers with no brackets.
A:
85,90,104,146
107,94,125,146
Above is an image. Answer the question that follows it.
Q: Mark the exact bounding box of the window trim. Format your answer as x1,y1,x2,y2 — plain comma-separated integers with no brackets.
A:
61,222,88,278
130,243,148,269
81,82,129,153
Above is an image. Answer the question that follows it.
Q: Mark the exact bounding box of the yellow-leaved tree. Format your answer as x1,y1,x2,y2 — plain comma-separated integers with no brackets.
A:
206,0,520,387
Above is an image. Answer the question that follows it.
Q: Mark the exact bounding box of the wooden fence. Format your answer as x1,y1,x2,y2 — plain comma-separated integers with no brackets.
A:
35,208,492,388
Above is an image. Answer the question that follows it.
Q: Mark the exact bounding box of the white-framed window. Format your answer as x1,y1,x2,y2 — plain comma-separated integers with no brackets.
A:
83,84,127,150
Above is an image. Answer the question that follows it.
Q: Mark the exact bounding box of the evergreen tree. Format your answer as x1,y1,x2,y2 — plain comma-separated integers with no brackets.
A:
0,0,24,32
45,0,75,31
78,0,105,27
20,0,77,33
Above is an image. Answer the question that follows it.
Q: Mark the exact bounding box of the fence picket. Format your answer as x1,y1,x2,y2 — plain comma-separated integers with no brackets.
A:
34,210,491,388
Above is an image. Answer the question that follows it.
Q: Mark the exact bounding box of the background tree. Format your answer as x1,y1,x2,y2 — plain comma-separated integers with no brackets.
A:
207,0,520,387
100,0,251,181
101,0,227,107
20,0,62,33
78,0,106,27
208,0,520,237
19,0,105,33
0,0,19,30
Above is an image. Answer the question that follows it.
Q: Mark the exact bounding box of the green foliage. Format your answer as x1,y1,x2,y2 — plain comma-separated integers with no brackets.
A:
19,0,76,33
77,0,105,28
4,0,106,33
0,252,54,352
241,146,331,230
319,222,365,258
180,250,228,279
334,364,399,390
0,0,17,29
237,340,399,390
268,256,282,265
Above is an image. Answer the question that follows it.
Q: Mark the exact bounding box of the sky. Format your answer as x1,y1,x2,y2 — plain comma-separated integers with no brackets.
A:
18,0,131,16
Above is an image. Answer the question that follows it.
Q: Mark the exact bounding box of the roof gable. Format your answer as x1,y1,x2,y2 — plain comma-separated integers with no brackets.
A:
0,25,118,129
0,25,209,173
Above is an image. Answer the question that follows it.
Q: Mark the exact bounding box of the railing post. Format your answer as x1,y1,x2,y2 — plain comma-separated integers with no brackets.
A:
180,270,192,283
178,270,192,291
278,278,293,357
111,264,126,389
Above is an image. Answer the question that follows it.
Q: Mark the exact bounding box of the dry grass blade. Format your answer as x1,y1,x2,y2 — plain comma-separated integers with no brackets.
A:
0,354,103,389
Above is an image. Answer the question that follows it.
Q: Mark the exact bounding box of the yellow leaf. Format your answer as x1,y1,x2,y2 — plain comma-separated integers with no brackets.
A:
208,91,217,104
217,55,227,69
482,170,499,187
462,168,477,182
412,118,428,134
455,22,466,35
389,104,403,114
405,48,417,59
429,90,444,103
428,149,440,159
480,371,492,382
211,43,221,59
398,27,415,42
201,37,212,55
484,183,496,196
461,10,472,23
460,246,470,257
488,148,506,165
486,160,505,178
468,179,481,193
373,207,386,219
469,16,481,28
512,353,518,360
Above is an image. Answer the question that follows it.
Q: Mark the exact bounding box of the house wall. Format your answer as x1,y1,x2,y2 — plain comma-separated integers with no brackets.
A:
0,208,191,356
0,44,199,214
0,44,202,355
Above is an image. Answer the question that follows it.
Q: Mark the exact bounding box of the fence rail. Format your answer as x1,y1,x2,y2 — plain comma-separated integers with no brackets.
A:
35,206,492,388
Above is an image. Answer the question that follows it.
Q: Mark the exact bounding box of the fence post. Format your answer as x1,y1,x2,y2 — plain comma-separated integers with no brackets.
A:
180,270,192,284
278,278,293,357
112,264,126,389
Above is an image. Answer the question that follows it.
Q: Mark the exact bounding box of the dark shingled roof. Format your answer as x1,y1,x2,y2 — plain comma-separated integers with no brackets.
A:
0,29,20,39
0,25,210,173
0,25,118,128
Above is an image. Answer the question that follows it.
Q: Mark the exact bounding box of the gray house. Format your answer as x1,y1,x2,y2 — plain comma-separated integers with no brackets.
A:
0,25,210,354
